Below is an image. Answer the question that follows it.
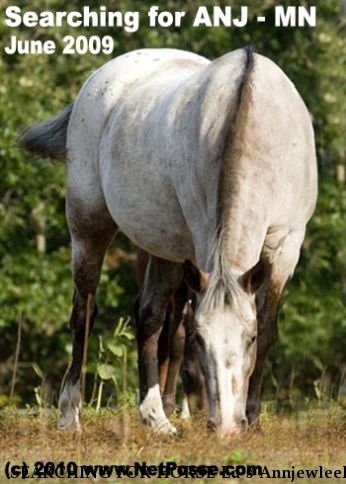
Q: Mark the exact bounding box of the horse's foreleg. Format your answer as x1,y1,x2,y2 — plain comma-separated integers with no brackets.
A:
136,256,183,434
246,229,305,427
246,284,280,427
58,205,117,431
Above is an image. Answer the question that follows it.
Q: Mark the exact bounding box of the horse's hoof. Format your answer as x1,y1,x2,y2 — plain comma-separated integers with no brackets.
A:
57,412,81,432
142,416,177,435
58,383,82,432
180,412,190,420
180,396,191,420
58,419,81,432
139,384,178,435
154,421,177,435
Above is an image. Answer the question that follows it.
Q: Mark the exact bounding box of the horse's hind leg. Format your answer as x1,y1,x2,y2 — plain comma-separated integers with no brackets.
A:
135,256,183,434
246,228,306,427
181,296,208,417
135,248,174,399
58,200,117,431
157,310,171,393
161,281,188,417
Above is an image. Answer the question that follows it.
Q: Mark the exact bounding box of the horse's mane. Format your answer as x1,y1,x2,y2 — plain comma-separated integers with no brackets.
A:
201,231,243,312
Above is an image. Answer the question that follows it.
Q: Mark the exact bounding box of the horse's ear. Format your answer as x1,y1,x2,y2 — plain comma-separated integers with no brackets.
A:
241,259,266,294
183,260,208,293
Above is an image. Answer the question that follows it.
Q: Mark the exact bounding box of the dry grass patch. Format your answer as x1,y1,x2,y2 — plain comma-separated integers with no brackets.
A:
0,404,345,482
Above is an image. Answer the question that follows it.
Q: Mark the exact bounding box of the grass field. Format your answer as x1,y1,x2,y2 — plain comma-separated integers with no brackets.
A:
0,403,345,483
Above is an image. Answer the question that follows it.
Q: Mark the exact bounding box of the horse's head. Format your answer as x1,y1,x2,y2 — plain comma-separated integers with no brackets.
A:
185,260,265,436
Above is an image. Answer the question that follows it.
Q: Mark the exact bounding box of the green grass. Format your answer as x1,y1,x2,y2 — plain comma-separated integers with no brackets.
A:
0,403,345,483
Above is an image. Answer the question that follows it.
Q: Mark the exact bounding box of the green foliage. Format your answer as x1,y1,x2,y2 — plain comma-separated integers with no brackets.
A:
0,0,345,405
89,317,137,410
96,317,136,392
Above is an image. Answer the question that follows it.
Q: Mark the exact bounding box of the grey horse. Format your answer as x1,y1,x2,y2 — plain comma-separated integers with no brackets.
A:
18,47,317,435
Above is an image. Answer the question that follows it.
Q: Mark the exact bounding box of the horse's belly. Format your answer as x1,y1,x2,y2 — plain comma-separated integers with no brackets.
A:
119,220,194,263
103,182,195,262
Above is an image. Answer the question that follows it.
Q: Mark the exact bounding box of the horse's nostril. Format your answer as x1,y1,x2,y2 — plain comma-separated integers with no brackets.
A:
240,418,248,432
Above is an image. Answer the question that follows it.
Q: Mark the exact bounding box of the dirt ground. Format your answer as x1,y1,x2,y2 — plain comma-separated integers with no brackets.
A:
0,403,345,483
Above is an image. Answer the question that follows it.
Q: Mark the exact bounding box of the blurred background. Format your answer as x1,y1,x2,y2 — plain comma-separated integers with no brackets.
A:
0,0,345,411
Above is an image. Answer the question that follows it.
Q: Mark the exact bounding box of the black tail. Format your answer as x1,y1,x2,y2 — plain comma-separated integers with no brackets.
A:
17,103,73,160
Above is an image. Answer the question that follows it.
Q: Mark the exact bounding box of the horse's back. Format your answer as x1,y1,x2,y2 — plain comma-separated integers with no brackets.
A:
67,48,209,157
65,49,209,227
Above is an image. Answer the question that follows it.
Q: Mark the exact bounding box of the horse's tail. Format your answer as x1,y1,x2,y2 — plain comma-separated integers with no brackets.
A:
239,45,255,92
218,45,255,210
17,103,73,160
233,44,255,125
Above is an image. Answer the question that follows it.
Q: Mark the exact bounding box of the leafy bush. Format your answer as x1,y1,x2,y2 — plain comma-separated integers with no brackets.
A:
0,0,344,405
